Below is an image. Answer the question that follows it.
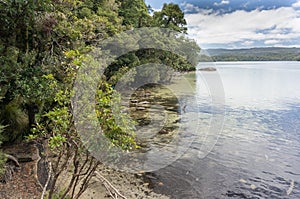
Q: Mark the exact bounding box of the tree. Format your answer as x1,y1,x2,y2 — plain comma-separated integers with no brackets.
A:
118,0,152,28
153,3,187,33
0,0,55,140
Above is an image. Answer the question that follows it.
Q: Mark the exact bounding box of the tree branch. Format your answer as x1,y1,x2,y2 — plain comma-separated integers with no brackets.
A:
94,171,127,199
40,162,52,199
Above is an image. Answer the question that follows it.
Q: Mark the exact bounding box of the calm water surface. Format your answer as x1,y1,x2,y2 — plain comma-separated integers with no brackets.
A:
150,62,300,198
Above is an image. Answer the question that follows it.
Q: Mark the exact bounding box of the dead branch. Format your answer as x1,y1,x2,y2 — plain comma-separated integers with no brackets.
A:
94,171,127,199
71,152,90,198
41,162,52,199
60,152,78,199
73,161,99,199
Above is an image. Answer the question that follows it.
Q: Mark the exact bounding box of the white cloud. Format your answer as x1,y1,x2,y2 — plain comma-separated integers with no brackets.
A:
274,44,300,48
292,0,300,8
181,2,215,14
264,40,281,45
181,2,201,13
185,7,300,47
242,40,254,46
214,0,230,6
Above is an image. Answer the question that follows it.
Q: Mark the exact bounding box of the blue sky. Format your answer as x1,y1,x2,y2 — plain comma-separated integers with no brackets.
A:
145,0,300,49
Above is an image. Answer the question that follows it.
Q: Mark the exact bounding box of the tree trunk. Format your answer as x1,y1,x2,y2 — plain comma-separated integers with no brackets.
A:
27,103,39,128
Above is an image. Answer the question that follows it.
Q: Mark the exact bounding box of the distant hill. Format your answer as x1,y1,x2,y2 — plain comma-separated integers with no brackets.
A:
200,47,300,61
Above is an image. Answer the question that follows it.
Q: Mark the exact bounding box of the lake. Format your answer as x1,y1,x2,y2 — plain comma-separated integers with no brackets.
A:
149,61,300,198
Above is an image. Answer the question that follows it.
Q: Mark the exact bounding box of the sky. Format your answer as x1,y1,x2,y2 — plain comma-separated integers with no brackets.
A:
145,0,300,49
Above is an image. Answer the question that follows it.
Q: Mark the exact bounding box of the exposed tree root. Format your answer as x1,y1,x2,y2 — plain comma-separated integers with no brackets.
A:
5,154,20,167
0,154,20,183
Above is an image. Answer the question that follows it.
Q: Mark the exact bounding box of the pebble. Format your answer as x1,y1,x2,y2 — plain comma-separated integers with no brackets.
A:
250,184,257,190
158,182,164,186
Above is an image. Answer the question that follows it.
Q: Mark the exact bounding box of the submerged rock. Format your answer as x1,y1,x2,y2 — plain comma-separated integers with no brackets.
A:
198,67,217,71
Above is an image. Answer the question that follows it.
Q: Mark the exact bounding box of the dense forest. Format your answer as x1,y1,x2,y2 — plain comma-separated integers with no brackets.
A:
0,0,199,198
200,47,300,61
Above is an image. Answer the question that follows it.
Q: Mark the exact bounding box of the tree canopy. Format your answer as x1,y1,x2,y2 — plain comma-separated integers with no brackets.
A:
153,3,187,33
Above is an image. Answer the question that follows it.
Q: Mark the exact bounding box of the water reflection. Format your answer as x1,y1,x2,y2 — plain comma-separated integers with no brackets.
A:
150,62,300,198
216,61,300,110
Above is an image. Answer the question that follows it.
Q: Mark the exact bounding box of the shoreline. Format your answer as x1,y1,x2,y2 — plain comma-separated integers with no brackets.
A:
58,163,170,199
0,141,169,198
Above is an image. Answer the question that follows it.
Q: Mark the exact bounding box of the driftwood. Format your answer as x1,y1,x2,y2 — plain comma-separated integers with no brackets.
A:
95,171,127,199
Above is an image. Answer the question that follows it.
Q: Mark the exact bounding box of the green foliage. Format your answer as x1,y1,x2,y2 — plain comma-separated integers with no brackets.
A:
0,0,195,149
105,52,140,85
153,3,187,33
0,0,197,196
30,52,137,151
95,82,137,150
0,2,199,199
0,98,28,142
119,0,152,28
106,44,200,86
0,122,7,176
29,72,74,149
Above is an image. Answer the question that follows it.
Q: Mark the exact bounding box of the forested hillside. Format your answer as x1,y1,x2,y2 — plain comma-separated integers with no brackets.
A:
201,47,300,61
0,0,199,198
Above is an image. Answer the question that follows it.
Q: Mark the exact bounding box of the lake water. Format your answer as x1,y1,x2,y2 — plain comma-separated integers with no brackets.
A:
150,61,300,198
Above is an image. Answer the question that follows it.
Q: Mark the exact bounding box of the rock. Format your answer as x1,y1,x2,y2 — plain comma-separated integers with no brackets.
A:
130,99,138,103
158,129,168,134
145,92,151,97
138,101,150,105
158,182,164,186
136,107,146,111
198,67,217,71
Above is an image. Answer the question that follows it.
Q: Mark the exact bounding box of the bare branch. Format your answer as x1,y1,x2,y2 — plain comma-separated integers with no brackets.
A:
94,171,127,199
40,162,52,199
